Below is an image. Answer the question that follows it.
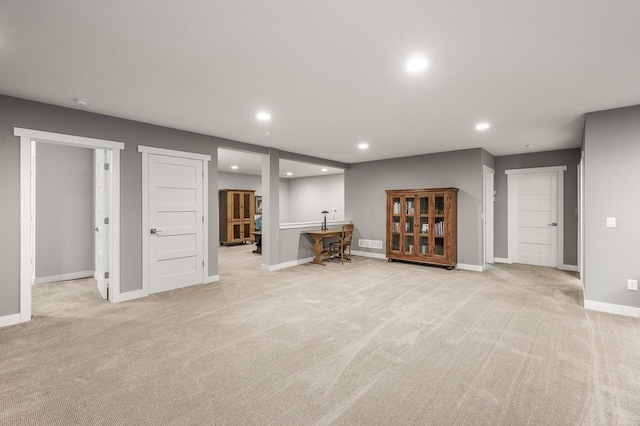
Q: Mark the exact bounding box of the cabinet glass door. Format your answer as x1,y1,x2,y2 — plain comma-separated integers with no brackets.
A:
434,194,445,256
418,194,430,256
389,197,401,253
404,196,415,254
243,193,252,220
232,192,241,220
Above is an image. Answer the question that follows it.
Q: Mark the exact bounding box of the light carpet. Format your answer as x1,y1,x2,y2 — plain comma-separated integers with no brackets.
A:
1,244,639,425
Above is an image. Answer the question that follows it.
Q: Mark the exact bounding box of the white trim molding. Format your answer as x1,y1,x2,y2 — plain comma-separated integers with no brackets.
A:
457,263,484,272
351,250,387,260
0,314,22,329
34,271,94,285
279,220,350,230
16,127,124,325
113,289,147,303
494,257,512,264
137,145,211,162
263,257,315,271
505,165,568,175
560,264,579,272
584,300,640,318
206,275,220,284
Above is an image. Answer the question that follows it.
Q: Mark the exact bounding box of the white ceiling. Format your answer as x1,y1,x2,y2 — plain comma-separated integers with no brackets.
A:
1,1,639,163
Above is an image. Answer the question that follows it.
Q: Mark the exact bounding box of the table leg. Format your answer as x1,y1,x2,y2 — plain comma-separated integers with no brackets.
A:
311,236,326,265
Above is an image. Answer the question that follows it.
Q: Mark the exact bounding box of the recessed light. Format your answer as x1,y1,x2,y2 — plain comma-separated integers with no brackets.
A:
406,55,428,72
358,142,369,150
475,122,491,131
286,172,293,176
231,165,238,170
525,144,534,148
321,168,328,172
257,111,271,121
74,98,88,106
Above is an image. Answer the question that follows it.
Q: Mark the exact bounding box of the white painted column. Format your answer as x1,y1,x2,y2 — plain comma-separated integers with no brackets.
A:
262,149,280,270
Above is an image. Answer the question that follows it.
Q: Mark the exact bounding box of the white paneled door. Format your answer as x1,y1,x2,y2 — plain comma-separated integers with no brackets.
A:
148,154,204,294
95,149,109,299
512,171,558,267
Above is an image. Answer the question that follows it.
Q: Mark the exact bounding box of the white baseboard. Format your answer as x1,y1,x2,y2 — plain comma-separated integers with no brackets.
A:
457,263,483,272
494,257,512,264
263,257,315,271
584,300,640,318
34,270,94,284
351,250,387,260
206,275,220,284
113,289,147,303
560,264,579,272
0,313,22,328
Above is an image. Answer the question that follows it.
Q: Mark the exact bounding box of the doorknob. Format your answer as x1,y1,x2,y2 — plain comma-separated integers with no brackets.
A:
548,222,558,226
150,228,157,235
94,227,99,232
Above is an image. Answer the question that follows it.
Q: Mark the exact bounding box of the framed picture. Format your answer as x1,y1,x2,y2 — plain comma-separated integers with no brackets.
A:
255,196,263,214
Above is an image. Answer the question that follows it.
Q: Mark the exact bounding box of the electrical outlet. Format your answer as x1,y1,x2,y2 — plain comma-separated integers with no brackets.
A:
628,279,638,291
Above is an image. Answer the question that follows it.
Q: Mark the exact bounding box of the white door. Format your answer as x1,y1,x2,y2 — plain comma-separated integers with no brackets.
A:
94,149,109,299
512,172,558,267
148,154,204,294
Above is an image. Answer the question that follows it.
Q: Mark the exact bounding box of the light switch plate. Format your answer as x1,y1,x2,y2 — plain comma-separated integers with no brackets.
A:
606,217,616,228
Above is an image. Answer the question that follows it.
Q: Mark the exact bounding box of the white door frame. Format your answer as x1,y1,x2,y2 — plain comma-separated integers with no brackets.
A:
506,165,567,268
483,165,495,268
138,146,211,297
15,127,124,324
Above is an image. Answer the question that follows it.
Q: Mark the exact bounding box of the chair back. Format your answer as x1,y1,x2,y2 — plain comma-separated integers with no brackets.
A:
342,224,354,243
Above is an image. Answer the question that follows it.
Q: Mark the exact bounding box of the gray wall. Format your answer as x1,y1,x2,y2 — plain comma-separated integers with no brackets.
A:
35,143,94,278
494,149,580,265
583,105,640,308
0,95,223,316
345,148,484,266
287,174,345,223
481,148,496,169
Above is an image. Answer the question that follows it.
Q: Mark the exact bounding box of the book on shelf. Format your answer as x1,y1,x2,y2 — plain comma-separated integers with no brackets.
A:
393,202,401,214
421,223,428,233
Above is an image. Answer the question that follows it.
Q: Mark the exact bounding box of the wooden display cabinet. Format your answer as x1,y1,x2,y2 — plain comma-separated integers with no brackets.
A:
219,189,255,246
386,188,458,269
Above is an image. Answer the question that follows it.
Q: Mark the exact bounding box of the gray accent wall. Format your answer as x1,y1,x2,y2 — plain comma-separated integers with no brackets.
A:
0,95,225,316
287,174,345,223
35,143,94,278
345,149,485,266
494,149,580,265
583,105,640,309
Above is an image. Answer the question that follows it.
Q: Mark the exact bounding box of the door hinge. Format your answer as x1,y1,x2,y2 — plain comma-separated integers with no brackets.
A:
202,261,204,267
202,215,204,223
202,171,204,177
104,217,109,225
104,163,110,171
104,272,109,279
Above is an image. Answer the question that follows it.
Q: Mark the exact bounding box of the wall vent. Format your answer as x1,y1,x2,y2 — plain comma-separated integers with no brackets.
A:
358,239,383,249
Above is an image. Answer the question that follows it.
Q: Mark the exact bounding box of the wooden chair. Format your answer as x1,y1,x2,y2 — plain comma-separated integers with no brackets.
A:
329,224,354,264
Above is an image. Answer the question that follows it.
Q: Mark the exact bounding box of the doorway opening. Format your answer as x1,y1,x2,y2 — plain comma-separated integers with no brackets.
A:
16,127,124,324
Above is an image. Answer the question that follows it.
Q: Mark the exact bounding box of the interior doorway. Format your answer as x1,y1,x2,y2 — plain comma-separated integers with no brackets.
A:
16,127,124,324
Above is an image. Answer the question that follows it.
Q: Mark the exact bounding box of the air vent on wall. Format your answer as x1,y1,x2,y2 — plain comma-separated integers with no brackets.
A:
358,239,383,249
